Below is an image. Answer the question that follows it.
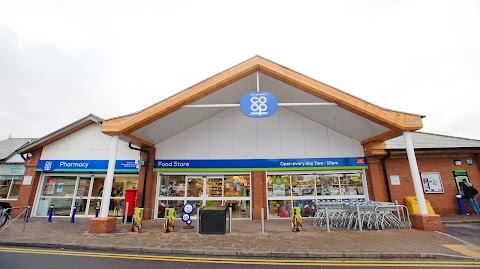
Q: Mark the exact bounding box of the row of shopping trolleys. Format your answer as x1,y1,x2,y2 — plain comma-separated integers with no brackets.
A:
312,200,411,231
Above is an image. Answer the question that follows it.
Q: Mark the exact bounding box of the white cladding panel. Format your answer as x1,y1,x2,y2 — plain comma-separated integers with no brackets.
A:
186,121,210,159
303,118,331,157
209,116,233,159
155,108,365,159
233,116,257,159
280,115,306,158
41,124,139,160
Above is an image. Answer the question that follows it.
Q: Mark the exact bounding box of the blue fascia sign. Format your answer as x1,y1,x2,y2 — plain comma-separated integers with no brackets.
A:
154,157,367,171
240,91,278,118
37,160,138,172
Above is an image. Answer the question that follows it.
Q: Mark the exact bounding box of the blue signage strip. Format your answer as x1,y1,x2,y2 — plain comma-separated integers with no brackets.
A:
37,160,138,172
240,91,278,118
154,157,367,171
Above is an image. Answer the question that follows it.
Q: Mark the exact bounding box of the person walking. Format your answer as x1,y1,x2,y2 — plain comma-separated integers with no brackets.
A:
462,179,480,215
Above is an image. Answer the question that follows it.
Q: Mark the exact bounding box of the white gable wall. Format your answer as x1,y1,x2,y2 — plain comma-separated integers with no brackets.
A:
41,124,140,160
156,107,365,160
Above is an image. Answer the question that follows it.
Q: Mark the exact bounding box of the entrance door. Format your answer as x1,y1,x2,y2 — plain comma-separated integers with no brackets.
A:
185,177,224,208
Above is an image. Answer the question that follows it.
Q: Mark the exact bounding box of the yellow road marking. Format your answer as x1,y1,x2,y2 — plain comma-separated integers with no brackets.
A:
443,244,480,258
0,246,479,267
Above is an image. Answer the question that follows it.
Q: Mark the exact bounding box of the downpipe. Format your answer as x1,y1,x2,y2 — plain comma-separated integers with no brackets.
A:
381,149,393,202
129,144,150,208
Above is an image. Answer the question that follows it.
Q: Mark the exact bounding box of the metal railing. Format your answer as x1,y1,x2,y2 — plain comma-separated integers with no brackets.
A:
0,205,31,232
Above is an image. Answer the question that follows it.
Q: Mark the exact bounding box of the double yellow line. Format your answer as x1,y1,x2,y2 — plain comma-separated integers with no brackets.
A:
0,247,478,267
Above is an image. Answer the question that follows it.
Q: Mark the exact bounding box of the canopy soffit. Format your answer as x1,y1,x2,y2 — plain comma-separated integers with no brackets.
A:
102,56,423,147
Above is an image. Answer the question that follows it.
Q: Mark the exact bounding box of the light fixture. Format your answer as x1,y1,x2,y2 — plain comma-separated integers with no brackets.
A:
467,157,474,165
454,160,462,166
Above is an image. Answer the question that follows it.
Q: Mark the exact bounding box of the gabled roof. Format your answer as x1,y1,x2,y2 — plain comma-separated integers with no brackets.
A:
386,132,480,149
102,55,424,146
17,114,103,154
0,138,33,161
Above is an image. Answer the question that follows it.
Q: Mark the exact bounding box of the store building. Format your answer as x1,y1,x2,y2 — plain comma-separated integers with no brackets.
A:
96,55,437,229
383,132,480,215
0,138,32,206
14,56,479,232
16,115,140,218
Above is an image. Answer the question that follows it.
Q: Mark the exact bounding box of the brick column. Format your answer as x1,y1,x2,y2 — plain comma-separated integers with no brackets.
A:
12,148,42,215
251,171,266,220
136,147,156,220
365,157,389,202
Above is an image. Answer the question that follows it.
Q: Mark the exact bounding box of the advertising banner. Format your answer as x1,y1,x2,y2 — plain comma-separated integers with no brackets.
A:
290,207,302,232
164,208,175,233
131,208,144,233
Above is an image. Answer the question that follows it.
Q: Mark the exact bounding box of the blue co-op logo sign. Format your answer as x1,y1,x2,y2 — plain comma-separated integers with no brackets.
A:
240,91,278,118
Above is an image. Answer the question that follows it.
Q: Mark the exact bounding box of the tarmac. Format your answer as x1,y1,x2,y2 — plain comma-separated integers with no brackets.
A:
0,214,480,261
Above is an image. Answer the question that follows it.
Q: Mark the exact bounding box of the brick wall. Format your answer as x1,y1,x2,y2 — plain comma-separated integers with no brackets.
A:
9,148,42,216
251,171,266,220
374,151,480,215
136,147,157,220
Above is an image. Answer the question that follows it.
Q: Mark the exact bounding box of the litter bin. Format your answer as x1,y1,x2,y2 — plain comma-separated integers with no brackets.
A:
199,206,226,234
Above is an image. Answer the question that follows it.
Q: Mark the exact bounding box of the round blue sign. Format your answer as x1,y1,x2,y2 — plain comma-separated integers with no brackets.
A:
240,91,278,118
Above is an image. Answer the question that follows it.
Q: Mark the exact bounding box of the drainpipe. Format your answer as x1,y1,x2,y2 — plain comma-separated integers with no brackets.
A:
129,144,150,208
381,149,392,202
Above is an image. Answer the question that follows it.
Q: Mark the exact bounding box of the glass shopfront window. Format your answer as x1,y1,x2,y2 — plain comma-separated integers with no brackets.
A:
267,171,366,219
0,175,22,199
157,174,251,219
34,174,138,217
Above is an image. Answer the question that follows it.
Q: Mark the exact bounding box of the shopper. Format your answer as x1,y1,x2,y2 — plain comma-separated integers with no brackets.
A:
462,179,480,215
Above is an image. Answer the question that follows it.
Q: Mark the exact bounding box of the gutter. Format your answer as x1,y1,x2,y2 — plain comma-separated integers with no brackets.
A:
128,144,150,208
381,149,392,202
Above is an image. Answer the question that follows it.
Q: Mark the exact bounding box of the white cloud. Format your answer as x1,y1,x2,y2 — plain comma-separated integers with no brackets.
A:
0,0,479,140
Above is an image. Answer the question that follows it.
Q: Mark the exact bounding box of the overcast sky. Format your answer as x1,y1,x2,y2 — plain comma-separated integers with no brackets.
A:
0,1,479,141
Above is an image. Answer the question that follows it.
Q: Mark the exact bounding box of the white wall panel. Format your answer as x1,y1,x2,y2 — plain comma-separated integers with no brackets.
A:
256,116,281,158
353,141,365,157
162,130,187,159
65,125,95,149
233,116,257,159
209,116,233,158
303,118,331,158
157,109,365,160
185,120,210,159
41,149,68,160
327,129,355,157
155,143,163,159
65,149,92,159
280,115,305,158
41,123,139,161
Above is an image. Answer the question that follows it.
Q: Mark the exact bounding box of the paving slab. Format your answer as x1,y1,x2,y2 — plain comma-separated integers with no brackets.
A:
0,216,478,260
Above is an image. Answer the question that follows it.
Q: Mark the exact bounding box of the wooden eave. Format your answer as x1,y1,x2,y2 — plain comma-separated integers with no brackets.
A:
102,56,423,144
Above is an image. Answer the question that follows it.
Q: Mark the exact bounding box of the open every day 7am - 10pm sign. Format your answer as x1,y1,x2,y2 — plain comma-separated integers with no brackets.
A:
154,157,367,172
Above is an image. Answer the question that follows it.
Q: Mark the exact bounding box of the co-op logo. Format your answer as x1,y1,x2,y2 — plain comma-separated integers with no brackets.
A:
240,91,278,118
44,161,53,171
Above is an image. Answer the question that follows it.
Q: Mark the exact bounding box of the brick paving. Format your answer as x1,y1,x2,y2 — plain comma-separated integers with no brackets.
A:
0,215,478,259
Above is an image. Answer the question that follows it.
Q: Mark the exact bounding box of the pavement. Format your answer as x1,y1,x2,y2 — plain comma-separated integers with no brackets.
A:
1,214,480,261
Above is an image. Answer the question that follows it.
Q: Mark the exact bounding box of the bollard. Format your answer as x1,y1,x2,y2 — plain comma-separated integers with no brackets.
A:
23,205,31,232
95,206,99,218
71,206,76,223
261,208,265,234
325,207,330,232
229,207,232,233
24,205,30,223
356,203,362,231
196,207,200,233
124,202,129,225
48,205,54,222
456,194,467,215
